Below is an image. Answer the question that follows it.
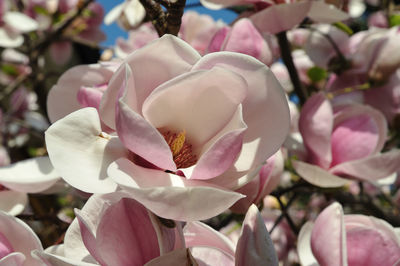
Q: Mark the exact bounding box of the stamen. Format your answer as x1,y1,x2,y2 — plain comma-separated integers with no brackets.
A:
161,130,197,169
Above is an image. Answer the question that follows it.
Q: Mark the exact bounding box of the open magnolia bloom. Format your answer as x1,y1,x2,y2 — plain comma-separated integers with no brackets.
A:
200,0,348,34
0,210,44,265
33,192,194,266
184,204,279,265
292,92,400,188
45,34,290,221
298,202,400,266
0,1,38,48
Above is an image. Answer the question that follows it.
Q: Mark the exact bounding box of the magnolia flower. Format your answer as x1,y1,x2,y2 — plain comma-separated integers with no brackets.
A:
0,210,43,265
230,149,284,213
207,18,275,66
298,202,400,266
33,192,190,266
104,0,146,30
45,34,290,221
184,204,279,265
0,1,38,48
201,0,348,34
292,92,400,187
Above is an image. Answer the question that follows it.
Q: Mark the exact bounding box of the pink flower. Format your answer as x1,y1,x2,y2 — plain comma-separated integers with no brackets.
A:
0,210,43,265
184,204,279,265
201,0,348,34
45,34,290,221
230,149,284,213
292,92,400,187
207,18,275,65
298,202,400,266
33,192,190,266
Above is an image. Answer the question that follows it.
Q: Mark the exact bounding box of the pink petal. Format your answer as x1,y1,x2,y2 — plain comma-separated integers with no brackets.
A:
77,84,107,110
224,18,273,65
100,35,201,129
299,92,333,169
184,221,235,257
192,52,290,173
208,26,230,53
143,68,247,147
311,202,347,266
344,215,400,266
47,64,114,123
331,113,379,166
250,2,312,34
107,158,244,221
49,42,72,66
292,160,349,188
191,246,235,265
235,204,278,266
144,248,197,266
330,150,400,182
308,2,349,23
117,99,176,171
95,198,160,265
0,253,25,266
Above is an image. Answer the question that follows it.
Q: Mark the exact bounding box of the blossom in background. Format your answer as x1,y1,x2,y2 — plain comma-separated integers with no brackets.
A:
292,92,400,187
298,202,400,266
207,18,275,66
104,0,146,30
184,204,279,265
0,0,38,48
0,210,43,265
45,34,290,221
33,192,191,266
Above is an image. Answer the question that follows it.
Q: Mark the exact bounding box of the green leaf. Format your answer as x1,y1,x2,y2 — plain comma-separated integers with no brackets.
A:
307,66,327,83
33,5,49,16
1,64,18,76
389,14,400,27
333,22,353,35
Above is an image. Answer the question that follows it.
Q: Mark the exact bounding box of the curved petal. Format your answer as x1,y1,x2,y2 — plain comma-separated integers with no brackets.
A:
297,222,318,266
0,252,25,266
0,157,59,193
191,246,235,265
4,12,38,32
192,52,290,173
45,108,128,193
0,191,27,216
308,2,350,23
0,212,43,266
184,221,235,257
235,204,278,266
299,92,333,169
311,202,347,266
145,248,197,266
47,64,115,123
250,2,312,34
117,99,176,171
95,198,160,265
107,158,244,221
100,35,201,129
32,249,98,266
333,104,387,156
199,0,244,10
143,68,247,147
330,150,400,182
292,160,349,188
103,3,124,25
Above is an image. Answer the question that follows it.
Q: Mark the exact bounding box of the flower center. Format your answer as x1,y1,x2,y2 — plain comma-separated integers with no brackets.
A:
161,130,197,169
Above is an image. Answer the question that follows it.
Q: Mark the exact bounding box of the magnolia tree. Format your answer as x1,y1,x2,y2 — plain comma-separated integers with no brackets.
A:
1,0,400,265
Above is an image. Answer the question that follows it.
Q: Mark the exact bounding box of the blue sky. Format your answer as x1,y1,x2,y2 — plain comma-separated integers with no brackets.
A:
98,0,238,46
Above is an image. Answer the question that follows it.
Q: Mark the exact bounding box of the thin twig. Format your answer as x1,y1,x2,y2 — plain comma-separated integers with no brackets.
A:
276,31,307,105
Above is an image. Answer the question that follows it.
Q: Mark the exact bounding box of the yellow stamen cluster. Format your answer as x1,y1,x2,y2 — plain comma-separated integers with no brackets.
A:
162,130,197,169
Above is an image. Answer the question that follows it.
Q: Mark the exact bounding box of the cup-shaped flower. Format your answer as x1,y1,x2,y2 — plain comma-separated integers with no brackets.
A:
184,204,279,265
45,34,290,221
0,210,43,265
33,192,187,266
292,92,400,187
298,202,400,266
